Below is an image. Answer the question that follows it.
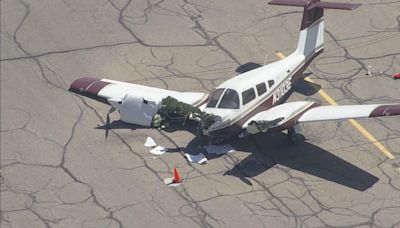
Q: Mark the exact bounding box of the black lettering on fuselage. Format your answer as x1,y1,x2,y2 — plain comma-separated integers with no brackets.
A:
272,78,291,104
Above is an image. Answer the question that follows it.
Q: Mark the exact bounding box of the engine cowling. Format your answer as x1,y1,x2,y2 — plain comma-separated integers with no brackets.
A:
118,93,161,126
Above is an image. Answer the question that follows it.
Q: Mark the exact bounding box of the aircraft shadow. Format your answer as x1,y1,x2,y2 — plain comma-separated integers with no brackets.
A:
293,76,321,96
235,62,263,74
96,119,200,140
98,120,378,191
96,120,143,130
97,119,199,133
221,133,379,191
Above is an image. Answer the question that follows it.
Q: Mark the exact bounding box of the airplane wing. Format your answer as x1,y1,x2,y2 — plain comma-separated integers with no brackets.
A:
69,77,208,107
297,104,400,122
243,101,400,133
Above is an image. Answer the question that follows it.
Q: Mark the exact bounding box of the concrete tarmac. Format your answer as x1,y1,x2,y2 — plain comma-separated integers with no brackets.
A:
1,0,399,227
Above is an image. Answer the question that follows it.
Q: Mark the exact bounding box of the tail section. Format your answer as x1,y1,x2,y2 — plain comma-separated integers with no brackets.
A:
269,0,360,59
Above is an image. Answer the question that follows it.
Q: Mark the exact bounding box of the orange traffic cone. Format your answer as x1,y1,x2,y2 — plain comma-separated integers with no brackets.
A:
173,167,183,183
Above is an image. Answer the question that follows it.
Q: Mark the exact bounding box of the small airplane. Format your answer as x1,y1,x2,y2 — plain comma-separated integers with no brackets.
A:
70,0,400,144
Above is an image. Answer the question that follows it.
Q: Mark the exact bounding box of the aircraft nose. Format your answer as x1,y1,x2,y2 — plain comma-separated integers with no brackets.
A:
200,114,222,134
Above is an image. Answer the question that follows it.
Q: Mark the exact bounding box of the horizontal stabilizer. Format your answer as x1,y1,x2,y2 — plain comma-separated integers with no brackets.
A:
268,0,307,7
314,2,360,10
269,0,360,10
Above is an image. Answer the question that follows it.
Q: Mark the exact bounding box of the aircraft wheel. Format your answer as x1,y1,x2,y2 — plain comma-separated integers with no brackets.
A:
287,128,297,144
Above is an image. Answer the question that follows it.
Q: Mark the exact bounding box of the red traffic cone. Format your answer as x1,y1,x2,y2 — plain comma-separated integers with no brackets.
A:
393,73,400,80
173,167,183,183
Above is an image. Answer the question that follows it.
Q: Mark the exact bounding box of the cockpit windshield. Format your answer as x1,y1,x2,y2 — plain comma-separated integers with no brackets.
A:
206,88,240,109
218,89,239,109
206,88,224,108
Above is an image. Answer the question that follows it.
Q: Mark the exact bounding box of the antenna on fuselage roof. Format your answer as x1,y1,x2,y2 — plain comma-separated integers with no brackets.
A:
263,54,269,65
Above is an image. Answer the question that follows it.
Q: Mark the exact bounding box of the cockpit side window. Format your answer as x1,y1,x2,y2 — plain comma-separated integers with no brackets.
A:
218,89,240,109
242,88,256,105
206,88,224,108
256,82,267,96
268,80,275,88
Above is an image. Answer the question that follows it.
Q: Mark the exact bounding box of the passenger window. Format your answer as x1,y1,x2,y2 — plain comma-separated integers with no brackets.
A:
242,88,256,105
206,89,224,108
268,80,275,88
256,83,267,96
218,89,240,109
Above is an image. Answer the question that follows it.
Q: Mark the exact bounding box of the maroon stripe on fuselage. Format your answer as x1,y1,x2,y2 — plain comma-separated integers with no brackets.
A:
208,49,324,139
369,105,400,117
69,77,110,104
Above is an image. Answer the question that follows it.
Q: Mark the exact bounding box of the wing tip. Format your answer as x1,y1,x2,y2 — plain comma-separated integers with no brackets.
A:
369,104,400,117
69,77,100,93
69,77,110,104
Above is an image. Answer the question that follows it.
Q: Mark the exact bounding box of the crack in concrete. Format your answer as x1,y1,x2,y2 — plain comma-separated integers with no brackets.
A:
2,0,400,227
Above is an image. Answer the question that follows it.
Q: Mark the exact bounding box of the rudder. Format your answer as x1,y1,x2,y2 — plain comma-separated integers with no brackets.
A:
269,0,360,59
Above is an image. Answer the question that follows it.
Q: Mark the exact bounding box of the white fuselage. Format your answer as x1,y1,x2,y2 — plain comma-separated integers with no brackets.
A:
202,18,325,136
202,51,307,134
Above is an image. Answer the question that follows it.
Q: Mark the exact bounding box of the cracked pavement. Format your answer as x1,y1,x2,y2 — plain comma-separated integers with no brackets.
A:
1,0,400,227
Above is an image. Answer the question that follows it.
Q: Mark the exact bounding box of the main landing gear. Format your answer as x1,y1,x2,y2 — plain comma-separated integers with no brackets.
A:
287,127,298,143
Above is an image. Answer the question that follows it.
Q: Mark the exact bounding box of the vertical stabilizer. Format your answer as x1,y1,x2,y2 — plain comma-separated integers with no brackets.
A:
269,0,360,59
296,0,325,59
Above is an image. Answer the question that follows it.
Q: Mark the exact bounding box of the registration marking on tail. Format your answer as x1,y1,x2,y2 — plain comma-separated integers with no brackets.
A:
275,51,396,160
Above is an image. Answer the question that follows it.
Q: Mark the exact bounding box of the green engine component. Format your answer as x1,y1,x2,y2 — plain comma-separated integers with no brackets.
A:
151,96,220,130
159,96,202,117
151,96,202,128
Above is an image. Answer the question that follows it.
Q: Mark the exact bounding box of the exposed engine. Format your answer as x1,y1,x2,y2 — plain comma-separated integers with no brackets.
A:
109,93,221,131
200,114,222,135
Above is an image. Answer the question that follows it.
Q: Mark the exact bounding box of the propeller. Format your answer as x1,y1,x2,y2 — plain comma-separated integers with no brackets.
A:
105,107,116,140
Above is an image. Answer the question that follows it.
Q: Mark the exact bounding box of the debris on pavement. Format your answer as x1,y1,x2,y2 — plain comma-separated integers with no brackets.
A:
366,65,372,75
150,146,167,155
163,167,183,186
204,144,235,155
185,153,207,164
144,136,157,147
163,177,174,185
145,136,167,156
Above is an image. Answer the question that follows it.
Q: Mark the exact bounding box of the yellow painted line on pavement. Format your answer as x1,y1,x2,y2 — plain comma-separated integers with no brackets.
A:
347,119,396,159
275,51,286,60
275,51,396,159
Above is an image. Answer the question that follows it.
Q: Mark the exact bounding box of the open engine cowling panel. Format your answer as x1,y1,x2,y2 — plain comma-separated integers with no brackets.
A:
118,93,161,127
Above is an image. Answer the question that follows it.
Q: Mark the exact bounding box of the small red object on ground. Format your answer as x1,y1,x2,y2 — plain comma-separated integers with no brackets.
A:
393,74,400,79
173,167,183,183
